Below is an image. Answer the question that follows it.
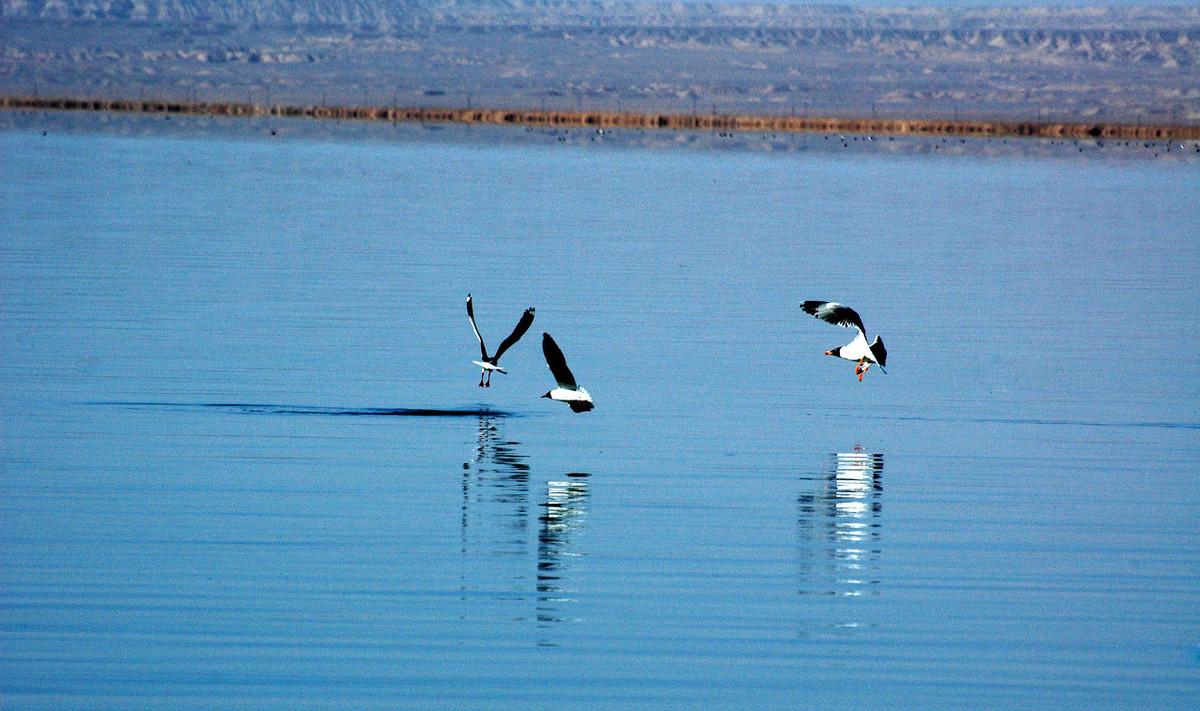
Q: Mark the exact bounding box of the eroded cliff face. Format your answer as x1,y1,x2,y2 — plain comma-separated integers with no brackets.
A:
2,1,1196,28
3,1,1198,122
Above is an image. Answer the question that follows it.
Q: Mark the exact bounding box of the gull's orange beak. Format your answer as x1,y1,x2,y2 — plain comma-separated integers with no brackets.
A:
824,350,835,356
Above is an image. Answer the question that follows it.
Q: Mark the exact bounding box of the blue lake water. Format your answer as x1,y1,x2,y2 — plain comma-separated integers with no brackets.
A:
2,114,1199,708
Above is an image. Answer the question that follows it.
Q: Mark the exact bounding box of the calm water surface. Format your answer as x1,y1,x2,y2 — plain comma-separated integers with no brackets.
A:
1,115,1198,708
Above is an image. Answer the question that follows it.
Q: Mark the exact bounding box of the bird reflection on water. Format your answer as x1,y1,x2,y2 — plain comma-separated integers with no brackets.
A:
796,447,884,600
459,416,590,645
461,415,530,562
536,474,591,644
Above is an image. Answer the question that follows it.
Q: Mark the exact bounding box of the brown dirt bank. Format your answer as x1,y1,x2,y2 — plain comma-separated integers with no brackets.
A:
4,95,1197,142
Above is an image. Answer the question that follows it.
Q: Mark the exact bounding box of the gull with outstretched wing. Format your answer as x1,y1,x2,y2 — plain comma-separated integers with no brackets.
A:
466,294,535,387
801,300,888,382
540,333,594,412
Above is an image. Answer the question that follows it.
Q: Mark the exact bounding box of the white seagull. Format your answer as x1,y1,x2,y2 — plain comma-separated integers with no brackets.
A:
466,294,535,387
540,333,594,412
801,300,888,381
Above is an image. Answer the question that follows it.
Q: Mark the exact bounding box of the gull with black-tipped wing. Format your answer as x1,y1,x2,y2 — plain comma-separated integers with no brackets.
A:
540,333,594,412
466,294,535,387
801,300,888,381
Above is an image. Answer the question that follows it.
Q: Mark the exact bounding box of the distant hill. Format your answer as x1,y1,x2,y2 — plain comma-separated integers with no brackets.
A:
3,1,1197,122
5,0,1197,30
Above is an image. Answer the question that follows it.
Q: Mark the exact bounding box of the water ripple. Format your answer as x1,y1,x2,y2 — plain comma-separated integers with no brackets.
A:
814,411,1199,430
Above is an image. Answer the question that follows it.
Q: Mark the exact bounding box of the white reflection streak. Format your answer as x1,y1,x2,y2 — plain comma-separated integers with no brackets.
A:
536,474,590,644
797,447,883,600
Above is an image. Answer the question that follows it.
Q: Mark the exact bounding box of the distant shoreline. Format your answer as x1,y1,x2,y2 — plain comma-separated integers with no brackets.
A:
4,95,1197,141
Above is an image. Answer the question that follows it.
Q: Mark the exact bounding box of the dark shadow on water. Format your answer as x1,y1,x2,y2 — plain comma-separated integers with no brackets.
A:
89,401,518,417
797,446,884,607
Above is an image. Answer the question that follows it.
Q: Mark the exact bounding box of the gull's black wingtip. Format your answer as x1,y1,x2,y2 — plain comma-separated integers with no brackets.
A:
800,300,823,315
870,336,888,367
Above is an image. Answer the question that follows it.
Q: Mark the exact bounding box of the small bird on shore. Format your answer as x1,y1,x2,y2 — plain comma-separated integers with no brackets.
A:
801,300,888,381
466,294,535,387
540,333,594,412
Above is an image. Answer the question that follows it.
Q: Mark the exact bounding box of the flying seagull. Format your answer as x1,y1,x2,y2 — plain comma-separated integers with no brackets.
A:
466,294,535,387
540,333,594,412
801,300,888,381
